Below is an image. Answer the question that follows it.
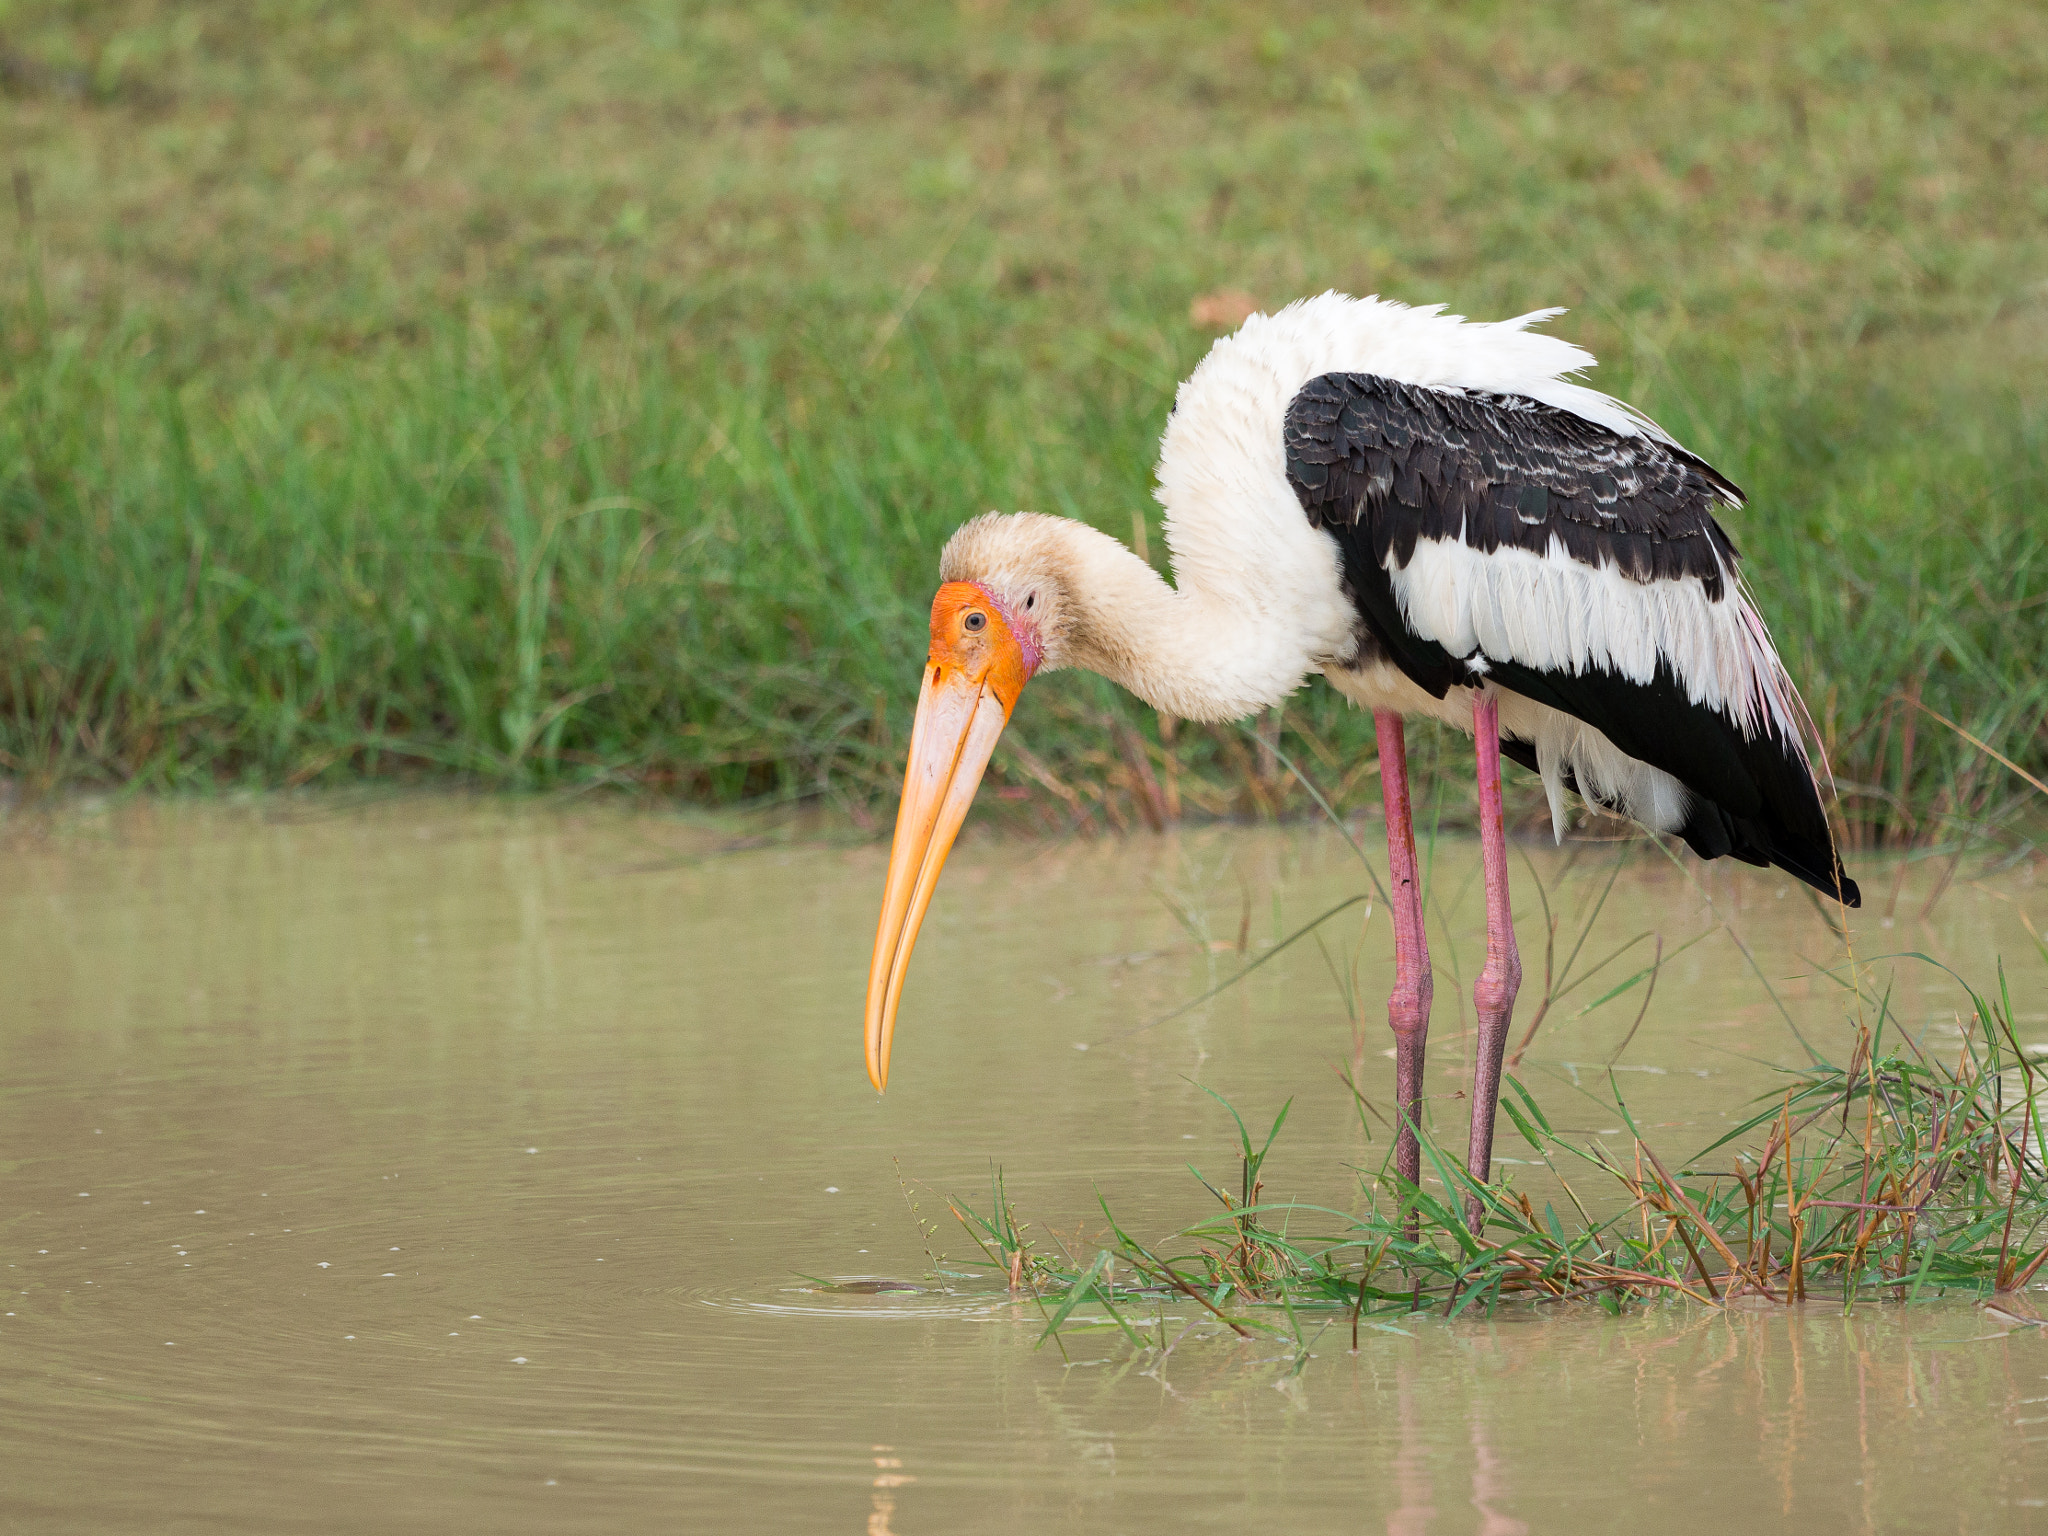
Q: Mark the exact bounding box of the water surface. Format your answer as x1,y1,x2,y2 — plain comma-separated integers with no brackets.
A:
1,798,2043,1532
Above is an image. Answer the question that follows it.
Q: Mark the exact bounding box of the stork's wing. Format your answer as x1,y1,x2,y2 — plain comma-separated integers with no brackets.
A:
1284,371,1857,906
1288,371,1744,586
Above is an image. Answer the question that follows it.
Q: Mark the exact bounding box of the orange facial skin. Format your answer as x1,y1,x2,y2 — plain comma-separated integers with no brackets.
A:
926,581,1034,717
862,582,1036,1091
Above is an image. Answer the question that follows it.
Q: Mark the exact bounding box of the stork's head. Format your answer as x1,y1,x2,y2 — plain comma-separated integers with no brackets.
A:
862,513,1095,1091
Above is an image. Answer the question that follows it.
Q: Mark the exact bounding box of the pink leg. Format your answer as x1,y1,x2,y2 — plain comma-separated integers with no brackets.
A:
1375,710,1432,1227
1467,692,1523,1229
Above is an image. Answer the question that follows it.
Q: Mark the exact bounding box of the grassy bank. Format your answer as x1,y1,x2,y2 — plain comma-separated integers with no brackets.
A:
2,2,2044,846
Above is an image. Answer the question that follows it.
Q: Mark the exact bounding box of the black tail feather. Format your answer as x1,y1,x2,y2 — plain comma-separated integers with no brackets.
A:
1328,519,1857,906
1486,655,1859,907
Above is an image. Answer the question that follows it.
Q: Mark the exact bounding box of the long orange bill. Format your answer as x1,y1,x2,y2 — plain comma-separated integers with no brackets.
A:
863,583,1034,1092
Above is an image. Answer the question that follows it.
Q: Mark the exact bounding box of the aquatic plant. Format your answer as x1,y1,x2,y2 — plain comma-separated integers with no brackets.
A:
929,948,2046,1355
918,630,2047,1349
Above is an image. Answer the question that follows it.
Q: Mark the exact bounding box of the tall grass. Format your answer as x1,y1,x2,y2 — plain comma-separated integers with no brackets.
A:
1,1,2043,842
4,296,2039,841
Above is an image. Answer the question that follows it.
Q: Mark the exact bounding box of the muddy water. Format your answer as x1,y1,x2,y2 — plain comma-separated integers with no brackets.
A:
1,797,2043,1533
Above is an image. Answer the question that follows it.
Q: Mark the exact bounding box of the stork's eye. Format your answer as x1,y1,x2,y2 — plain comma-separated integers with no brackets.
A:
963,611,987,632
1024,593,1036,609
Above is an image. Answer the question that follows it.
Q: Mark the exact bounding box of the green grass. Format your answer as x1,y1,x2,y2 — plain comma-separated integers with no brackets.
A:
922,951,2048,1352
1,1,2044,844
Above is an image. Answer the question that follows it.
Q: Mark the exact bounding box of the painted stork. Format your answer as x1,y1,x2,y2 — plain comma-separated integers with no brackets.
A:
862,292,1859,1210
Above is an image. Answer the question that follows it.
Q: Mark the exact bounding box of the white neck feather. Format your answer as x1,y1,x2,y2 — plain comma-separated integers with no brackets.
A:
941,512,1354,723
1062,522,1338,722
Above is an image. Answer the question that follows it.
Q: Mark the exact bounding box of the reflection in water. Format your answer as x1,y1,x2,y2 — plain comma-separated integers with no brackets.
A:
0,798,2041,1532
1467,1410,1526,1536
1388,1362,1434,1536
869,1445,911,1536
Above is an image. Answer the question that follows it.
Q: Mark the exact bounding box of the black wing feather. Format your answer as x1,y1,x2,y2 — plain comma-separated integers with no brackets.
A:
1285,371,1858,907
1288,372,1741,593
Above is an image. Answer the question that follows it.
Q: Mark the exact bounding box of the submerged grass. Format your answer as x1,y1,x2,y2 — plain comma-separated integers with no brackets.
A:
932,952,2048,1355
1,2,2045,845
921,718,2048,1352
